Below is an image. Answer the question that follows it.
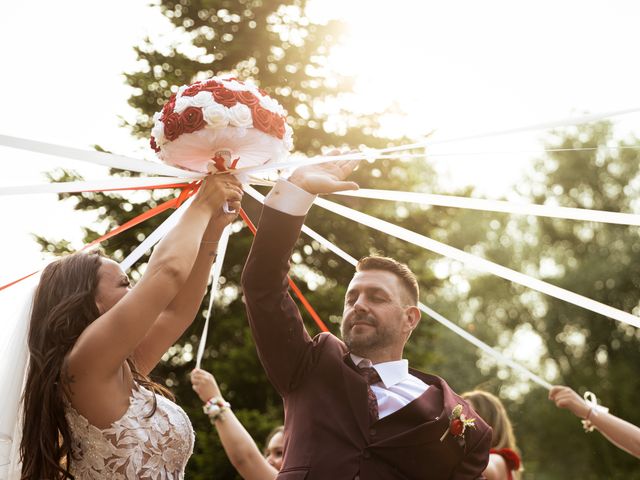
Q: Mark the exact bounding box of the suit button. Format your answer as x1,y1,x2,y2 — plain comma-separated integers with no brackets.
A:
369,428,376,436
363,450,371,459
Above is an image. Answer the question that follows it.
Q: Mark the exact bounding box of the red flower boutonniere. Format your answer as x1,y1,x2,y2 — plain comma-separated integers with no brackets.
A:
440,404,476,442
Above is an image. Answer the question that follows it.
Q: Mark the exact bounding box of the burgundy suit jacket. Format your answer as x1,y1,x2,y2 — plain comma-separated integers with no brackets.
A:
241,205,492,479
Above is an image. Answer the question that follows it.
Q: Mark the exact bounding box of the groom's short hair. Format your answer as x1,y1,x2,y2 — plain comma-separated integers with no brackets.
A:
356,256,419,305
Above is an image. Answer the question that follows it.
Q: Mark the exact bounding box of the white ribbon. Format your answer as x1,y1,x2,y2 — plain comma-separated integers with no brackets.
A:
582,391,609,432
119,197,194,271
243,186,553,390
377,107,640,152
0,177,191,196
0,135,202,178
312,197,640,329
333,188,640,226
195,226,231,369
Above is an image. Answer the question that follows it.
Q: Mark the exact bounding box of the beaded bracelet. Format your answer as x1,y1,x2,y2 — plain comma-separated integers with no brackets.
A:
203,396,231,423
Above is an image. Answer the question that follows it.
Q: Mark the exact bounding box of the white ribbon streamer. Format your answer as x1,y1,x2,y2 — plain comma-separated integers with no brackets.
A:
0,135,202,178
242,186,552,389
313,197,640,329
0,177,191,196
333,188,640,226
418,302,552,390
195,226,231,369
581,391,609,432
378,107,640,152
119,197,194,271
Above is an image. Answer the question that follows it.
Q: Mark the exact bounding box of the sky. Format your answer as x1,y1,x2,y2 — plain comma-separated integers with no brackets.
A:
1,0,639,287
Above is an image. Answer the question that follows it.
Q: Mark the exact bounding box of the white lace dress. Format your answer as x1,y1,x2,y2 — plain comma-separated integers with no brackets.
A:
64,384,194,479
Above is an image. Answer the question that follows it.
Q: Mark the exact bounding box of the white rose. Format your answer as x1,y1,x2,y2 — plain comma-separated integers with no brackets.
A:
244,83,262,98
191,91,214,108
228,103,253,128
176,85,188,97
260,95,286,116
174,96,195,114
203,104,230,129
284,124,294,150
221,79,246,92
152,111,162,122
151,122,166,144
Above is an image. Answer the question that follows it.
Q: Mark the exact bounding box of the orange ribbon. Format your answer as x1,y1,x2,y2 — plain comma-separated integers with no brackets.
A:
0,182,201,292
239,208,329,333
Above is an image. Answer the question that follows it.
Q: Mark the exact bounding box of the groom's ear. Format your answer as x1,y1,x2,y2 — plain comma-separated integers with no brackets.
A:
404,305,421,333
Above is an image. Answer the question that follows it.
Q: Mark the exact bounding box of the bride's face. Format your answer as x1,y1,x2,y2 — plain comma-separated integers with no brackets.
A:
94,259,131,314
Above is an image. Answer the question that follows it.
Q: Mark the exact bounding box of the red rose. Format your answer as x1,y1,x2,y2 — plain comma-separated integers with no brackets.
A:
161,101,175,121
212,88,237,107
252,104,272,133
150,136,160,153
269,115,286,139
163,112,184,141
450,418,464,436
181,106,206,133
182,84,202,97
235,90,260,106
258,87,269,97
202,81,223,92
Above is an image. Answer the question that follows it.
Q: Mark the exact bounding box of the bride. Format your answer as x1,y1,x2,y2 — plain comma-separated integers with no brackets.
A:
17,166,242,479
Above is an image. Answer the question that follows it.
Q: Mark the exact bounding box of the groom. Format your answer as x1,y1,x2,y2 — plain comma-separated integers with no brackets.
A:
241,159,491,479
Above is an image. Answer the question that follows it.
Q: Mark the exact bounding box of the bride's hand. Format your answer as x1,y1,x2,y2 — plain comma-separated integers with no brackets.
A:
194,163,244,220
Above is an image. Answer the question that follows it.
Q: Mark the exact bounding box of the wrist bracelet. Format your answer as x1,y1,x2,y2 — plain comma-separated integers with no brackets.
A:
203,396,231,423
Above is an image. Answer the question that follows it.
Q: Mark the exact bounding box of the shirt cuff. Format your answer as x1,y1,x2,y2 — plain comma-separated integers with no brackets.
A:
264,178,316,216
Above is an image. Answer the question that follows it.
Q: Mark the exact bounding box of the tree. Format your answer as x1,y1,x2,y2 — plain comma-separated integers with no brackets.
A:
39,1,450,477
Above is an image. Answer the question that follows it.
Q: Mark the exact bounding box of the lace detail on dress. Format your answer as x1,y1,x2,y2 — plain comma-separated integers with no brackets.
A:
65,384,194,479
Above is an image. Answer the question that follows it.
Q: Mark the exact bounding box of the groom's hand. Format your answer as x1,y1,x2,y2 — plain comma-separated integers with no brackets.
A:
288,151,360,194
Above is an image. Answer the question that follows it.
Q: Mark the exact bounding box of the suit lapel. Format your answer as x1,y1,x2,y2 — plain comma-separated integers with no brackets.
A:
341,353,371,439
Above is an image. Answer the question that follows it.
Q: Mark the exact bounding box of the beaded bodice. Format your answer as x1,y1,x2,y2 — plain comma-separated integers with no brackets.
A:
65,384,194,479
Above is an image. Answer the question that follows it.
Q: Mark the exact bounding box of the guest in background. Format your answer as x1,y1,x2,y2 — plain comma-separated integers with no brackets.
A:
549,385,640,459
463,390,522,480
190,367,282,479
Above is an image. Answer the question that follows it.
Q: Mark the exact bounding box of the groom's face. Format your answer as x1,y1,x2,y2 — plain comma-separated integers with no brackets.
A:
341,270,410,355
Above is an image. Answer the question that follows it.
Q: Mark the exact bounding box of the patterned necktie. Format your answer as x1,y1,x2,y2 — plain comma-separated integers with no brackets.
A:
357,359,381,423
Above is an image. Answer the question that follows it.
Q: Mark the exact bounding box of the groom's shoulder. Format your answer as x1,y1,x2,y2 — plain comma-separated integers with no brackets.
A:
312,331,347,352
309,331,349,363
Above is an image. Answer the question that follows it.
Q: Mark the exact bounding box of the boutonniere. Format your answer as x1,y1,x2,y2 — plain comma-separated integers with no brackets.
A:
440,404,476,442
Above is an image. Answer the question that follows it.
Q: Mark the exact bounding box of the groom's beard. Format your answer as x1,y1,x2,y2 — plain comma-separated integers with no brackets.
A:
341,312,394,355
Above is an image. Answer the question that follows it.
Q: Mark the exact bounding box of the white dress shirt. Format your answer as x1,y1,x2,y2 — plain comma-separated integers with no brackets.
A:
350,354,429,419
264,178,316,215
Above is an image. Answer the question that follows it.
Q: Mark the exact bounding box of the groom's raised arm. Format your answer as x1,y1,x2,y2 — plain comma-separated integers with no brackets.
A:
241,179,319,395
241,160,359,395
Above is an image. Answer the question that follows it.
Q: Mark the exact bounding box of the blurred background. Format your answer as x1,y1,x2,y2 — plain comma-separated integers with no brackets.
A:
1,1,639,478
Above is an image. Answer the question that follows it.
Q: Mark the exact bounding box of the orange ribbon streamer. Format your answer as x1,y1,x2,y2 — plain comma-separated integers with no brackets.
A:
0,182,200,292
239,207,329,333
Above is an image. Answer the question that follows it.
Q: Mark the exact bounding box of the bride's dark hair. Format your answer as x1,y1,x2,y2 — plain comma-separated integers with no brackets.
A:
20,251,174,479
